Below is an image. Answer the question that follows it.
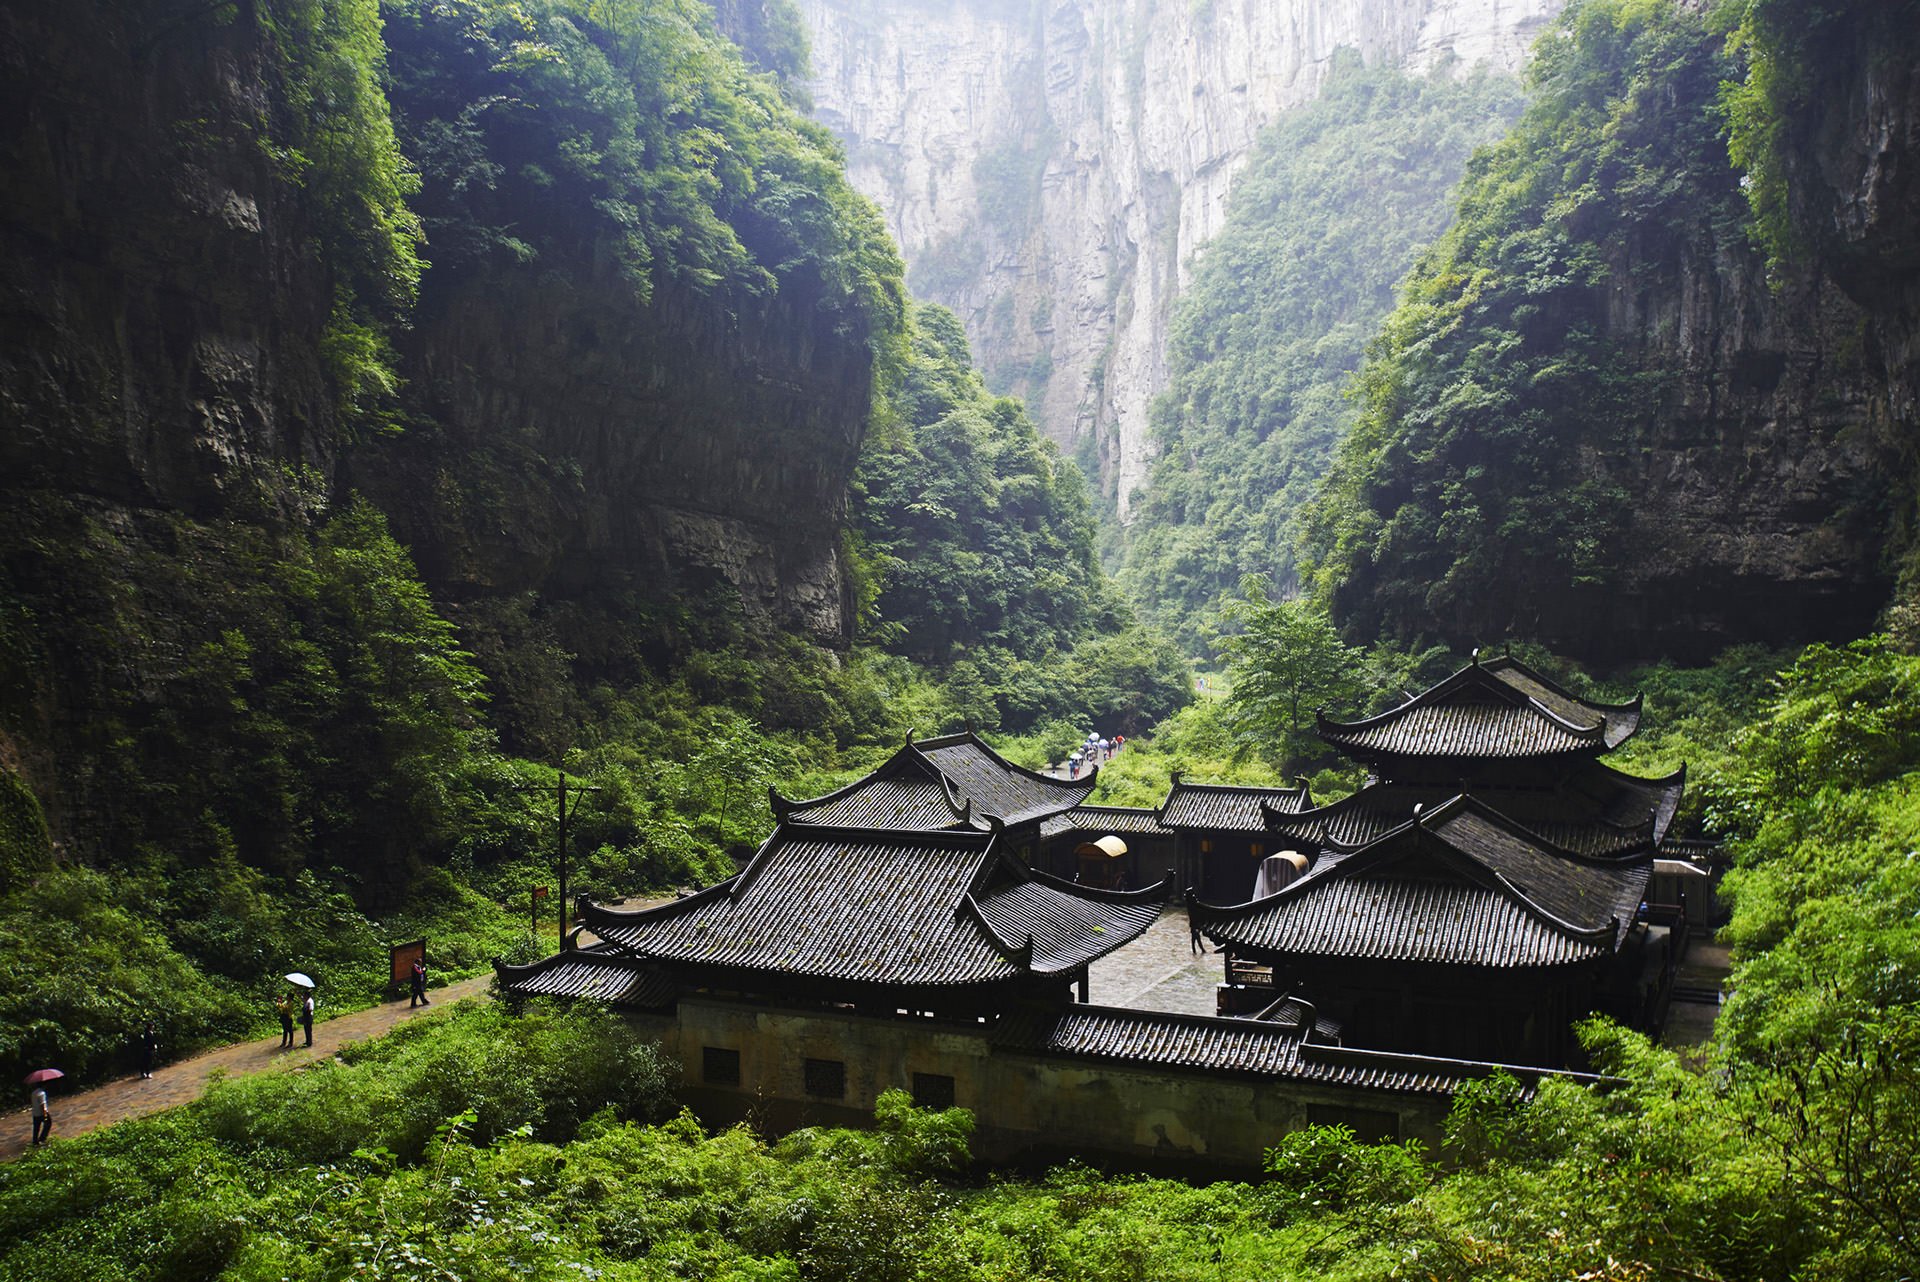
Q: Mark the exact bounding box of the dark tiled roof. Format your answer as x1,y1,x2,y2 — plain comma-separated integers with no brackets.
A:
1195,797,1649,967
975,875,1163,972
918,732,1094,826
579,824,1160,986
1484,658,1640,749
494,951,678,1007
777,733,1093,831
1040,805,1172,840
1317,655,1641,762
783,775,980,830
993,1004,1541,1095
1210,877,1611,967
1266,762,1683,860
1426,803,1647,937
1160,780,1312,831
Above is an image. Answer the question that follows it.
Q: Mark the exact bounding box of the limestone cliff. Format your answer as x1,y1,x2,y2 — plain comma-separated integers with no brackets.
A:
1301,0,1917,664
0,0,337,520
0,0,888,853
798,0,1561,514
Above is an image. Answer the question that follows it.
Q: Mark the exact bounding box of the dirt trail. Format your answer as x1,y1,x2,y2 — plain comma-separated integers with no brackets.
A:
0,973,494,1161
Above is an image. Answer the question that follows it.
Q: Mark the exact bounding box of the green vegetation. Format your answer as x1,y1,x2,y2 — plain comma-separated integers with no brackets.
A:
857,306,1110,664
1716,0,1920,271
1299,0,1749,646
1122,53,1524,654
386,0,904,353
854,304,1192,736
10,633,1920,1281
268,0,425,430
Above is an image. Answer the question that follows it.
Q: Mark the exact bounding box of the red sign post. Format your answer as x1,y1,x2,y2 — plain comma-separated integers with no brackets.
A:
390,939,425,997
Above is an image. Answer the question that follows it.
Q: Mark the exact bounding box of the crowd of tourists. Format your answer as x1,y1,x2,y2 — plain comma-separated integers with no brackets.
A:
1065,731,1124,779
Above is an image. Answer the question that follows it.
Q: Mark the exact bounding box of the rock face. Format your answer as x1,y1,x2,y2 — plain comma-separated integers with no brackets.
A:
799,0,1561,514
353,266,869,650
0,0,337,518
0,0,882,846
1581,244,1894,662
0,0,871,657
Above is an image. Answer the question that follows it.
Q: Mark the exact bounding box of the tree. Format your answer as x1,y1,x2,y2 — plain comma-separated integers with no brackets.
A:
1219,577,1362,769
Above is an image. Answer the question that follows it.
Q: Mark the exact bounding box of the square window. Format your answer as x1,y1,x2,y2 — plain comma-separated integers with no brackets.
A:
803,1057,845,1099
702,1046,741,1086
912,1072,955,1110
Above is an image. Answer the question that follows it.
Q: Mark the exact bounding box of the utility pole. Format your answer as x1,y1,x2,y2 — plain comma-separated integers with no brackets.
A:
512,766,601,952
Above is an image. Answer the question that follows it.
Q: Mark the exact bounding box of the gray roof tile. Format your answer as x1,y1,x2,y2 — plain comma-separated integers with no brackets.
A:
1195,797,1649,967
776,733,1091,831
579,824,1160,985
993,1004,1574,1095
1160,781,1311,832
1317,656,1641,762
1040,805,1172,840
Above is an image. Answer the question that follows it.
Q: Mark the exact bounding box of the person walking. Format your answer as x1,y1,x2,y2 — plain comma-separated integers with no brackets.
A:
299,988,314,1048
408,958,429,1008
136,1020,157,1079
28,1085,50,1146
275,990,295,1049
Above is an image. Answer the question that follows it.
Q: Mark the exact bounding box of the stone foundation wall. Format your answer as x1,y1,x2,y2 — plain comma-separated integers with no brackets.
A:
633,996,1449,1171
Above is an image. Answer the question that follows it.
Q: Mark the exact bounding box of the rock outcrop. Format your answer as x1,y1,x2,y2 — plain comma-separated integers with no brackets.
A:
799,0,1561,514
0,0,337,519
353,265,870,651
0,0,883,848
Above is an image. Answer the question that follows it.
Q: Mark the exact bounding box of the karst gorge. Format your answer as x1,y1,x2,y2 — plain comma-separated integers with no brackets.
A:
2,0,1919,1279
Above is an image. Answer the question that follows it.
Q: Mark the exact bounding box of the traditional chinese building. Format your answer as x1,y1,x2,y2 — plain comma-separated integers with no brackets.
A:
499,813,1590,1165
498,721,1603,1166
1190,653,1687,1067
767,729,1094,863
1036,804,1174,889
1159,776,1314,902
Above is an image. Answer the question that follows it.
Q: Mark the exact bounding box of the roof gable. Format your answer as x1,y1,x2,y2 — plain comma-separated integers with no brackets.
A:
1316,654,1642,763
1193,796,1649,967
915,730,1096,826
1160,776,1313,831
580,823,1161,985
773,730,1095,831
1265,763,1683,861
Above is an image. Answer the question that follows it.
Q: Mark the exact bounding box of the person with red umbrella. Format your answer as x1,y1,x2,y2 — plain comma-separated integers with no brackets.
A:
24,1069,59,1146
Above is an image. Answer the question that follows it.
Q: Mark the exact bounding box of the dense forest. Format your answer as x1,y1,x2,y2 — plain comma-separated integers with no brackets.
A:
3,0,1920,1277
1300,0,1920,663
1121,54,1525,655
0,0,1184,1085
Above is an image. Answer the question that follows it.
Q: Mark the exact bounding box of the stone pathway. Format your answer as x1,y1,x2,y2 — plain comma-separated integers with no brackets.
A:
1661,939,1733,1055
1087,906,1222,1015
0,973,495,1162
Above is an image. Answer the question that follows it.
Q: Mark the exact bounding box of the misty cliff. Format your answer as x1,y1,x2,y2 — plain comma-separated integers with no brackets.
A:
0,0,901,863
1303,0,1919,663
798,0,1561,513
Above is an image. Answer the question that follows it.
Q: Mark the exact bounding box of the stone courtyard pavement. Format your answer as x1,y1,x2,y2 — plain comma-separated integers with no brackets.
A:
1086,905,1224,1016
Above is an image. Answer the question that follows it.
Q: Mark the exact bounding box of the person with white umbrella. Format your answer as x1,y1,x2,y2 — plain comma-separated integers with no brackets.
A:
286,973,316,1048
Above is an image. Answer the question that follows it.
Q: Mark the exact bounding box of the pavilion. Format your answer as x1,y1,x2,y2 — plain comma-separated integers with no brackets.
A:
1189,652,1687,1067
